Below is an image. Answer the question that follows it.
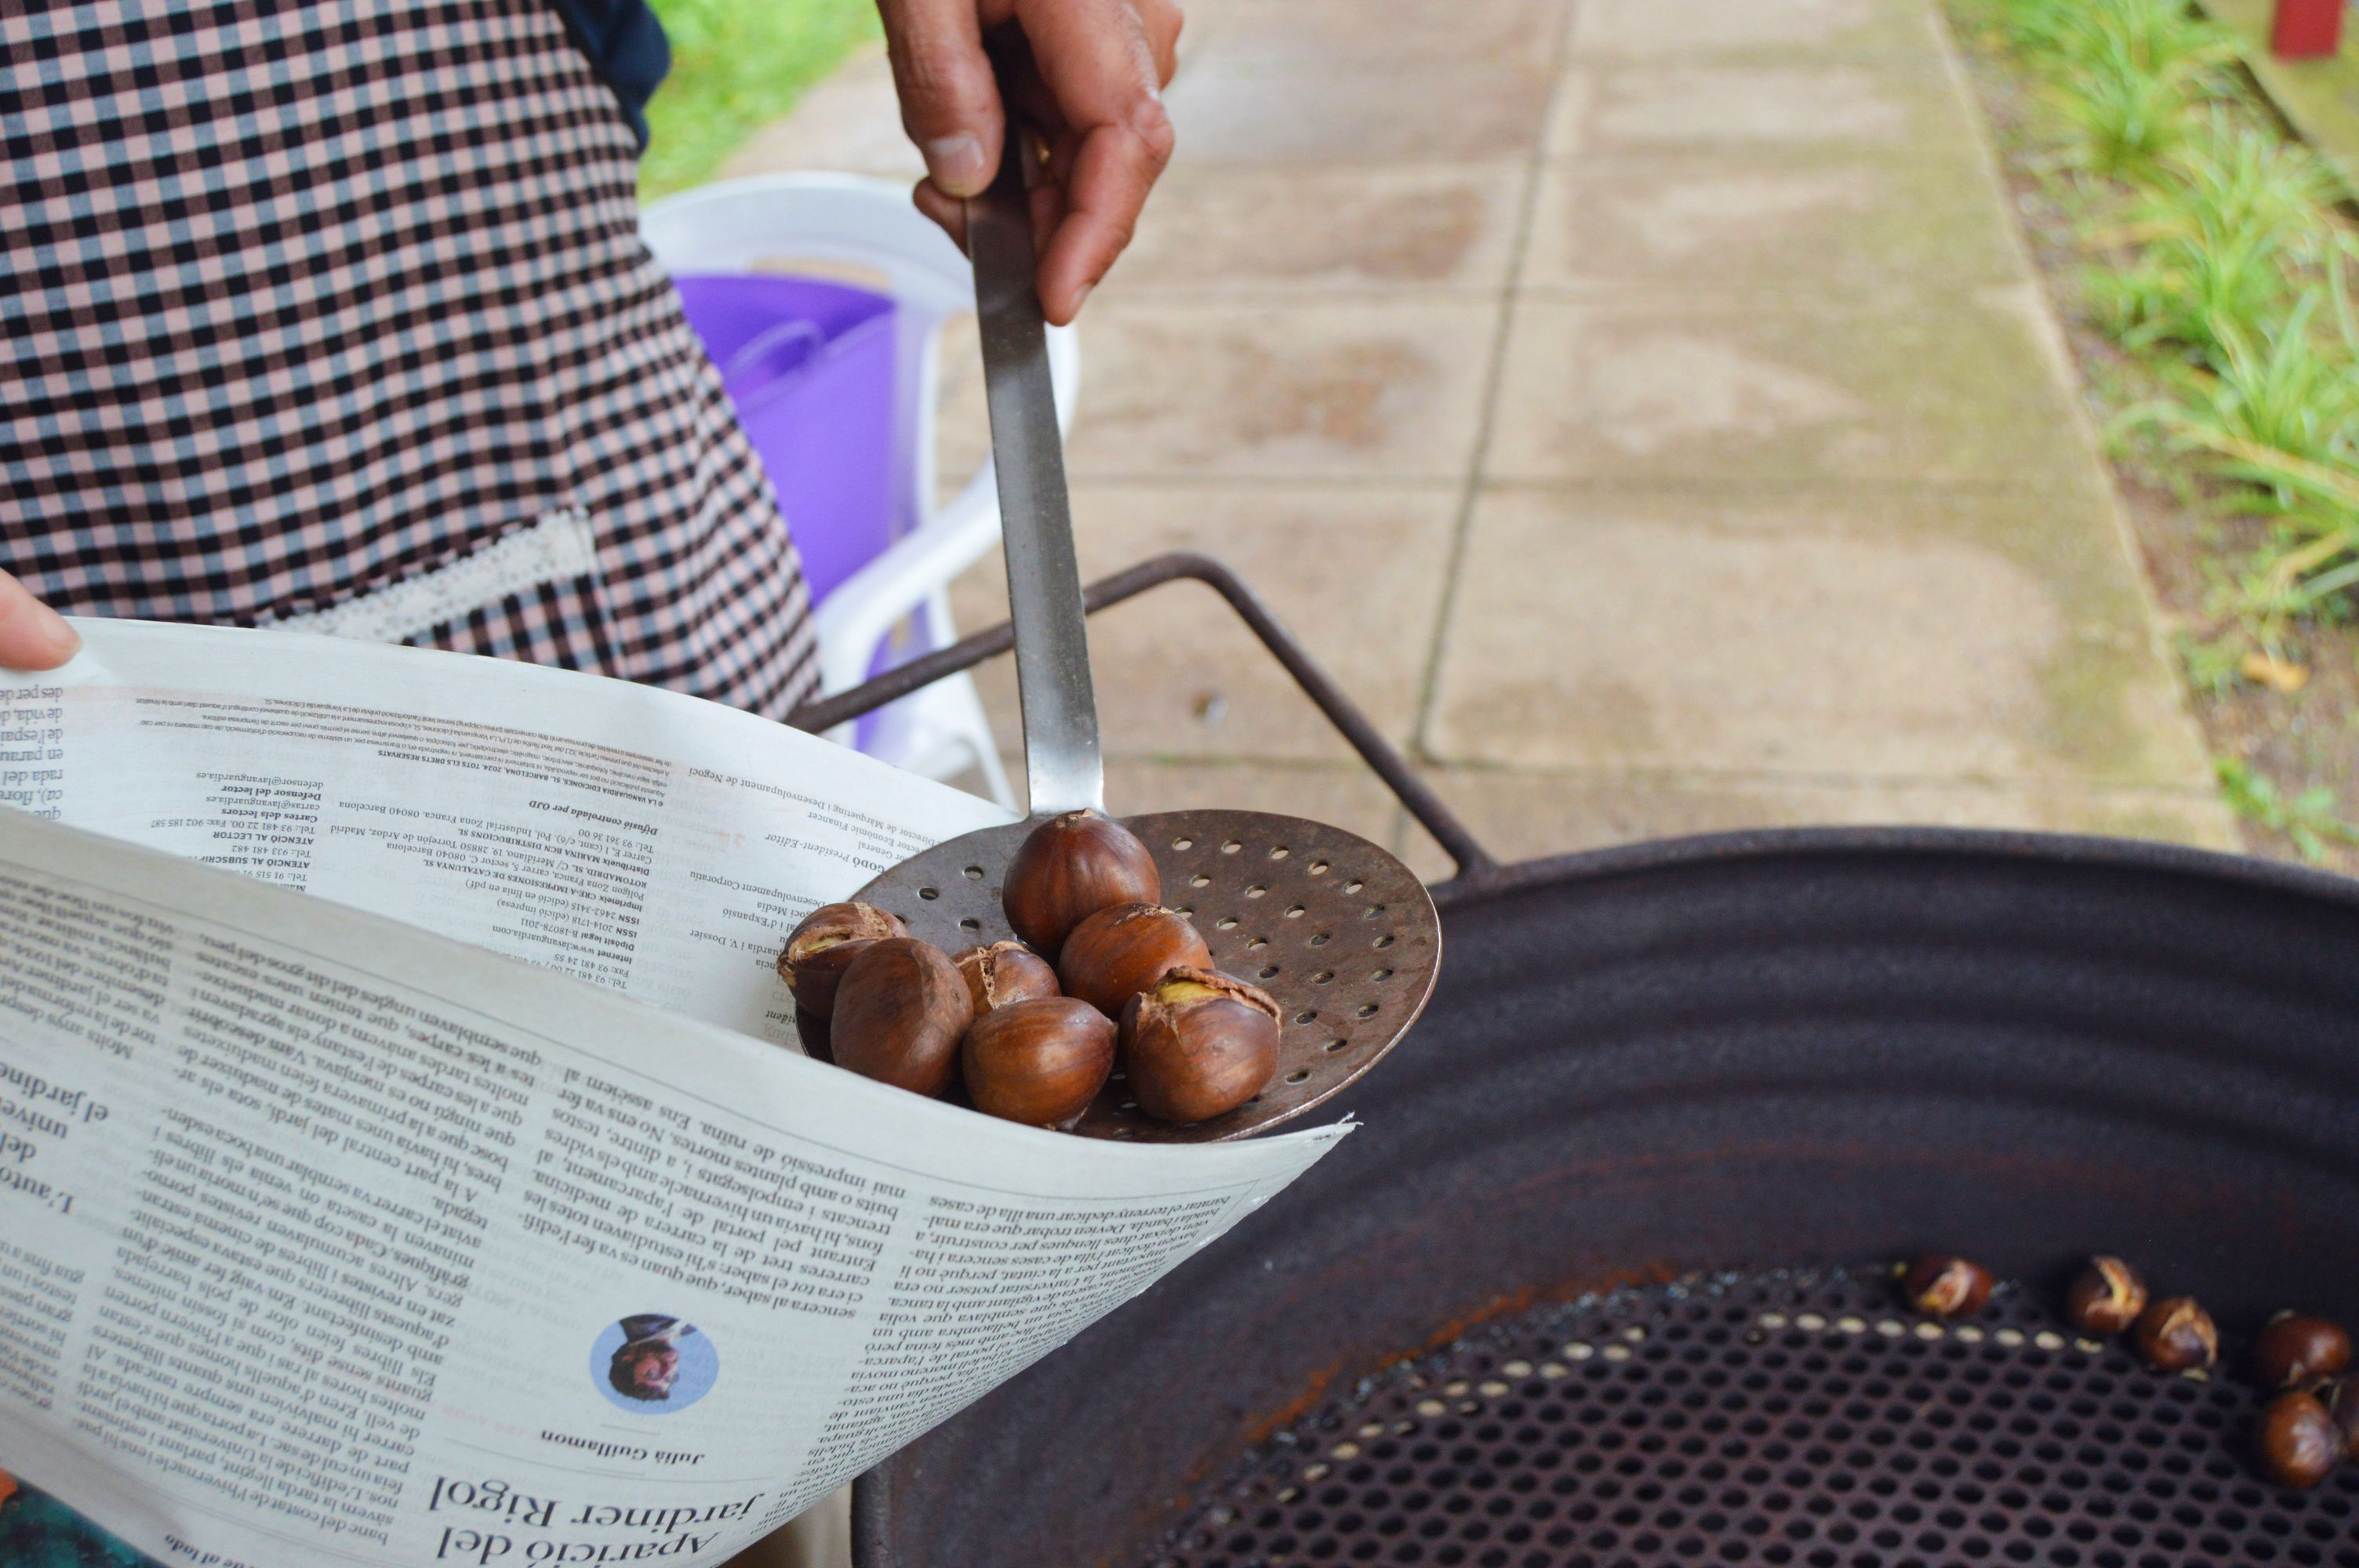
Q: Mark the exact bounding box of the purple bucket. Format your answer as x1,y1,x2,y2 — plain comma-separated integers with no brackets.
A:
670,273,900,608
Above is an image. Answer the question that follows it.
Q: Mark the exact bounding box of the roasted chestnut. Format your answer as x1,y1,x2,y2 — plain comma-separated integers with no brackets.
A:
794,1005,835,1066
2063,1255,2147,1335
1002,809,1162,956
2253,1312,2353,1390
962,996,1117,1127
2327,1377,2359,1461
777,902,907,1019
1058,902,1212,1018
830,938,974,1097
953,940,1060,1018
2134,1297,2219,1373
1118,967,1280,1125
1901,1255,1993,1319
2256,1389,2342,1490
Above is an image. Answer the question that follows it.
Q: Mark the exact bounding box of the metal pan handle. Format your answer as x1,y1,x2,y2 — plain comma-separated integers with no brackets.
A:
966,132,1104,818
787,553,1501,880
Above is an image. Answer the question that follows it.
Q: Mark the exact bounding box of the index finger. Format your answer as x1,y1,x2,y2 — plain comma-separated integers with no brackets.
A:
0,570,80,670
1014,0,1175,321
1034,122,1166,322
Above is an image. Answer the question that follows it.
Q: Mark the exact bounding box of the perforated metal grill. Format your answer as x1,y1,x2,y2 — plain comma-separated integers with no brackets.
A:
1138,1269,2359,1568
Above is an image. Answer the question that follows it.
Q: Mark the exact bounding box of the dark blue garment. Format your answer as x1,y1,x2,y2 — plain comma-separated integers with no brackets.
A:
0,1479,156,1567
548,0,671,148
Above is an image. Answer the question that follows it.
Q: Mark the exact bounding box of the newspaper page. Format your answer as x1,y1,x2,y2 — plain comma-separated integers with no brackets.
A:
0,625,1351,1567
0,618,1018,1047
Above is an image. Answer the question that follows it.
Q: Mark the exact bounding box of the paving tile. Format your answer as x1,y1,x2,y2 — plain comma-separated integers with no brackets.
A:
1111,165,1525,295
718,48,921,181
1548,57,1983,154
1482,294,2095,491
722,0,2233,866
948,482,1459,764
1396,768,2241,880
1060,298,1501,481
1423,488,2215,789
1568,0,1944,62
1522,151,2019,296
1165,62,1558,165
1182,0,1568,71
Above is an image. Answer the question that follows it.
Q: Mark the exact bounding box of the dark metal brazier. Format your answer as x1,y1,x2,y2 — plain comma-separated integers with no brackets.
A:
794,557,2359,1568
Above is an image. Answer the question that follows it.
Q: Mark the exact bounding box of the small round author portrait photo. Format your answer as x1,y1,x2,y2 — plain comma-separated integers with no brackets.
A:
592,1315,718,1414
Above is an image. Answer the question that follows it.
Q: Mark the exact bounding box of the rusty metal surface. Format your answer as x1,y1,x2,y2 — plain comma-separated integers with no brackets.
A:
788,553,1496,880
854,831,2359,1567
1140,1268,2359,1568
850,809,1441,1142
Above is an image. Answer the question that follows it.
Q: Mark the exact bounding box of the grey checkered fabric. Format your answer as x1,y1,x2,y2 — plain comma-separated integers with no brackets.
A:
0,0,820,718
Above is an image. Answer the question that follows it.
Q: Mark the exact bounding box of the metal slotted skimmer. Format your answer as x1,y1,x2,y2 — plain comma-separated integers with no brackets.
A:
847,138,1438,1144
859,811,1432,1143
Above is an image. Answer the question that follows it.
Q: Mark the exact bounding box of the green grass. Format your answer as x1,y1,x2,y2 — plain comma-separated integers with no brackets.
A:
2023,0,2238,172
1957,0,2359,858
640,0,884,200
2083,117,2335,353
2215,755,2359,859
1962,0,2359,639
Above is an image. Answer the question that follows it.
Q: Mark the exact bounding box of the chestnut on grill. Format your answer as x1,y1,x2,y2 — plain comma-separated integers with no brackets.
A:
2252,1312,2352,1391
954,940,1061,1018
962,996,1117,1127
777,902,907,1020
1002,809,1162,956
2134,1297,2219,1373
2327,1377,2359,1462
1118,967,1280,1125
1901,1255,1993,1319
2255,1390,2342,1490
2063,1255,2147,1335
830,938,974,1098
1059,902,1212,1018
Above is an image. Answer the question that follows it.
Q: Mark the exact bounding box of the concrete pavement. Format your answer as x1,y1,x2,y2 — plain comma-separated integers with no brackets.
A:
723,0,2234,877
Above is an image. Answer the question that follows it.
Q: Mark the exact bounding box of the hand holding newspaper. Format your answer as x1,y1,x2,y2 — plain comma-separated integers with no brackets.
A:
0,621,1347,1568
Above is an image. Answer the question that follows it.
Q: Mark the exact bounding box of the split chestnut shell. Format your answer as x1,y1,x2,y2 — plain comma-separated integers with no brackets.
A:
953,940,1061,1018
777,902,908,1020
1118,967,1281,1126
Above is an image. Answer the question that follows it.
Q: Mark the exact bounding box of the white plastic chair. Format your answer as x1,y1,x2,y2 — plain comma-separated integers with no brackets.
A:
640,174,1080,807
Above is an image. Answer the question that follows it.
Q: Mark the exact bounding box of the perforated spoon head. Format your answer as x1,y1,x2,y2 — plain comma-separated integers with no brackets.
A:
845,810,1438,1143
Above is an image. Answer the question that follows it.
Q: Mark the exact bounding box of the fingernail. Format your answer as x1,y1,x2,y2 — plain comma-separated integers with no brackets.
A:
925,134,989,196
1072,283,1094,315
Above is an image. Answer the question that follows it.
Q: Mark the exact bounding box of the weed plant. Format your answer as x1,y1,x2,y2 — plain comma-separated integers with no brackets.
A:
1968,0,2357,622
1959,0,2359,852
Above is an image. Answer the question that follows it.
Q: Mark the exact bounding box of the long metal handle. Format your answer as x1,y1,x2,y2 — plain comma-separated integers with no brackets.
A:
969,134,1103,817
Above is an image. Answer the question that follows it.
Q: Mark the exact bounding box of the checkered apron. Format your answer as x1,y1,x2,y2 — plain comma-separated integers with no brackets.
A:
0,0,821,718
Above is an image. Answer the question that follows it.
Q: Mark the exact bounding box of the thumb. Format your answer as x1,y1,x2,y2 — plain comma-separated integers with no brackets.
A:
0,570,79,671
880,0,1005,199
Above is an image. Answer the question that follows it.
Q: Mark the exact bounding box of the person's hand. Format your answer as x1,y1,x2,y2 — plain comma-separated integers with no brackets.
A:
879,0,1183,325
0,570,79,670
